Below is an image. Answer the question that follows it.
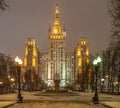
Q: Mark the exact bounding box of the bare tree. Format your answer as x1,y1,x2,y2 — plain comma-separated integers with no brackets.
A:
0,0,8,10
100,0,120,94
109,0,120,42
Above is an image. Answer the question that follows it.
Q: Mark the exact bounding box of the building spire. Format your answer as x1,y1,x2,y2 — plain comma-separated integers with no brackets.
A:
50,5,64,35
54,4,60,26
55,4,59,18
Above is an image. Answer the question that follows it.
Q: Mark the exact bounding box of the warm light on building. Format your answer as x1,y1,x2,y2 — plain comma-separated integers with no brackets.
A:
78,58,82,67
86,48,89,56
25,46,28,56
22,37,38,89
23,38,38,67
77,48,81,56
23,58,27,66
87,58,90,64
32,58,36,67
33,47,37,56
21,5,92,90
75,38,91,91
47,5,67,87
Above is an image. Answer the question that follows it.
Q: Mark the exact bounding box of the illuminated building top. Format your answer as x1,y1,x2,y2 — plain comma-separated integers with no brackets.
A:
49,5,66,39
23,37,38,67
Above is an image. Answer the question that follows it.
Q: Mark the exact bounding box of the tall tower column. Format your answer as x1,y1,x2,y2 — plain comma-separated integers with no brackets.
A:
48,5,66,88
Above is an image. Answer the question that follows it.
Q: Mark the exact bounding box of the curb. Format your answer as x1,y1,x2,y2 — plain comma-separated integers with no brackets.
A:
2,102,15,108
101,103,113,108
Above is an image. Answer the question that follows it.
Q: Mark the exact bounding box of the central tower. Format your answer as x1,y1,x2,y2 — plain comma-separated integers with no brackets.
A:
47,5,66,88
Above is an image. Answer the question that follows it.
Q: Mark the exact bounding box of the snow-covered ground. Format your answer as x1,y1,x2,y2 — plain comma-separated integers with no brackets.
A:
8,102,106,108
0,91,120,108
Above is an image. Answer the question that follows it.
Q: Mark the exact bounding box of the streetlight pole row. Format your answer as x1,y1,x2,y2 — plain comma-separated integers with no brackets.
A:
15,56,23,103
92,56,102,104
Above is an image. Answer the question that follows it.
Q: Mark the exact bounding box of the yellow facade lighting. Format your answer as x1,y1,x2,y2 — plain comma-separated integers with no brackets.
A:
23,58,27,66
78,58,82,67
32,58,36,67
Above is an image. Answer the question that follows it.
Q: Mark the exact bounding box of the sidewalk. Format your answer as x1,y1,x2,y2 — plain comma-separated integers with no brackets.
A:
102,101,120,108
0,101,120,108
0,101,15,108
0,92,119,108
0,102,112,108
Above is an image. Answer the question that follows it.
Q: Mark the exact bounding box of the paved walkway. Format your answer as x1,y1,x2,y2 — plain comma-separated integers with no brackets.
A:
0,92,119,108
3,102,108,108
0,101,119,108
0,101,15,108
102,101,120,108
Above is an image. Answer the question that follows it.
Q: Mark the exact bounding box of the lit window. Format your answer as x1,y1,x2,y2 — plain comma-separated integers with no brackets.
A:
84,41,86,45
53,28,58,34
23,58,27,66
78,58,82,66
25,46,28,55
33,47,37,56
28,41,31,45
86,49,89,56
32,58,36,67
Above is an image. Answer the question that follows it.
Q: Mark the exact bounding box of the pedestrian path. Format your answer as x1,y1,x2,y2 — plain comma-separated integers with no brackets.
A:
102,101,120,108
0,101,15,108
0,92,119,108
6,102,108,108
0,100,120,108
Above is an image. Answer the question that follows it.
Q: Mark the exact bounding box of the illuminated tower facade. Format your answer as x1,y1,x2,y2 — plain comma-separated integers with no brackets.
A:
66,52,74,85
47,5,66,87
75,38,91,91
22,37,38,90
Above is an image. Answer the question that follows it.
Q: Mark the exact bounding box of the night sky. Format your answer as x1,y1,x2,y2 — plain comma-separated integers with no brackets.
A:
0,0,111,58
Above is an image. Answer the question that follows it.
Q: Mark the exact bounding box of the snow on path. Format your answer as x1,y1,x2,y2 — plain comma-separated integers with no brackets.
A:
8,102,107,108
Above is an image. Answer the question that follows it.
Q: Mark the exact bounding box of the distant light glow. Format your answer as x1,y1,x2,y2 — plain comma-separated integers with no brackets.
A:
97,56,102,63
105,75,108,78
60,80,66,87
101,78,105,82
0,81,3,85
93,56,102,65
48,81,52,86
11,78,15,82
93,59,97,65
15,56,23,65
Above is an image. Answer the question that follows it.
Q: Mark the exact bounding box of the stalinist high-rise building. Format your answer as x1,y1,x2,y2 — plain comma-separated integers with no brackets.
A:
38,5,74,89
74,38,91,91
22,37,38,90
47,5,66,87
23,5,92,91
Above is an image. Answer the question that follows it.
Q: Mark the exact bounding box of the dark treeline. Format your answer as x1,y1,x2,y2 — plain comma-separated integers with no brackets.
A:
98,0,120,94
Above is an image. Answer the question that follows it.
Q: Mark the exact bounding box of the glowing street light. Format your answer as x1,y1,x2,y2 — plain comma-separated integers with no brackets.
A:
93,56,101,66
11,78,15,82
10,78,15,93
15,56,23,65
92,56,102,104
15,56,23,103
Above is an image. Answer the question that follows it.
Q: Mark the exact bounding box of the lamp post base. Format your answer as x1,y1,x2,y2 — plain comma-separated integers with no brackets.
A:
92,95,99,104
17,93,23,103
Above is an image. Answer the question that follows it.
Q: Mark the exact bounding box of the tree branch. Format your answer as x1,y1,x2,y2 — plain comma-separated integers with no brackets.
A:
0,0,8,10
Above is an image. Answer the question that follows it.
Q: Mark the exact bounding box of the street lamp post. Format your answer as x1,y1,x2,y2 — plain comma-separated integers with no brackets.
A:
92,56,102,104
15,56,23,103
0,81,3,94
10,78,15,93
101,78,105,93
